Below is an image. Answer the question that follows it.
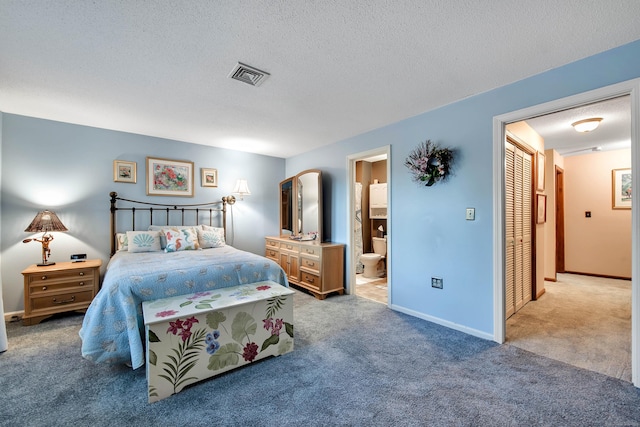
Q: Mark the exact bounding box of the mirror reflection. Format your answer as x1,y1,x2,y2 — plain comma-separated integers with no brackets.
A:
280,169,322,241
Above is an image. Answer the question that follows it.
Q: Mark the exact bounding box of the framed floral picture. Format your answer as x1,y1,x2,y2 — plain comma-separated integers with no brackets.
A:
201,168,218,187
612,168,632,209
146,157,194,197
113,160,137,183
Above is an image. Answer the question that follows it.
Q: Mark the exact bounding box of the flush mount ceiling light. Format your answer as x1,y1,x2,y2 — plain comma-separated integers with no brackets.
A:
571,117,603,132
228,62,270,87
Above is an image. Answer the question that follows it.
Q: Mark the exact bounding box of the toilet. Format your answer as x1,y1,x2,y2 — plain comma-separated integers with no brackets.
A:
360,236,387,278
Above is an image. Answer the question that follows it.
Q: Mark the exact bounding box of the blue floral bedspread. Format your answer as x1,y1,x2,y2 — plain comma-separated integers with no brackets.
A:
79,246,288,369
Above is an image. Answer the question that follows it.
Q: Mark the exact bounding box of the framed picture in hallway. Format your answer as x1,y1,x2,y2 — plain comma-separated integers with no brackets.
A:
536,194,546,224
536,151,545,191
612,168,632,209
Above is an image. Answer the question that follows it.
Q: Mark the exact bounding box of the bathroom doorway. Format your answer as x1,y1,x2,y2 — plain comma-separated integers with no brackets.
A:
347,146,391,305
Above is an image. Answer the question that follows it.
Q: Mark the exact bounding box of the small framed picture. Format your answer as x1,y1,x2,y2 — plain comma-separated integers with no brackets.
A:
146,157,194,197
612,168,632,209
113,160,137,183
536,194,546,224
201,168,218,187
536,151,545,192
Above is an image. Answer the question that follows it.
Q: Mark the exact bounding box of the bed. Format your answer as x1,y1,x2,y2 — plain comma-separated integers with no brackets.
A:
79,192,288,369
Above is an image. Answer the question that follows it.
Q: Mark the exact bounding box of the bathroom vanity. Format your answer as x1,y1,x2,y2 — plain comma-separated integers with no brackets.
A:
266,169,345,299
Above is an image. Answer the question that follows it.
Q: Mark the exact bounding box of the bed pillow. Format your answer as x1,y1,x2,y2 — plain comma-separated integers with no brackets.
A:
116,232,128,251
126,231,162,253
163,227,200,252
197,227,226,248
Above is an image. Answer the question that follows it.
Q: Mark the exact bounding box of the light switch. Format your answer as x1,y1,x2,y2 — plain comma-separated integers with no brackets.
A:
466,208,475,221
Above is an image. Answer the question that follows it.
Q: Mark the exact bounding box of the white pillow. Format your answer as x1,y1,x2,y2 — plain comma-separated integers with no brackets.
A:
197,227,225,248
163,227,200,252
127,231,162,253
116,233,128,251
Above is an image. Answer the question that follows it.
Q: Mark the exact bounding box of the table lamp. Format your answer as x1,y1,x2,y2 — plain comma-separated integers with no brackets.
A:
23,210,68,266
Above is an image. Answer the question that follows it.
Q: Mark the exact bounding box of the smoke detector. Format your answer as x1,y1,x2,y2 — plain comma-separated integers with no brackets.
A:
228,62,270,87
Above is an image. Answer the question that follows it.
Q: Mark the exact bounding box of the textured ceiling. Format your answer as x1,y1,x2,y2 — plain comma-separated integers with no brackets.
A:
1,1,640,158
526,96,631,157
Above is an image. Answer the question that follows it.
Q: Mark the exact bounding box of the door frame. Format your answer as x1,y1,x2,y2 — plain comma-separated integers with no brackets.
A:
555,166,565,277
346,145,391,303
492,78,640,386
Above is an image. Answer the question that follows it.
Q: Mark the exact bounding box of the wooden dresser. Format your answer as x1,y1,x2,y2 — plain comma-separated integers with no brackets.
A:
22,259,102,325
265,236,344,300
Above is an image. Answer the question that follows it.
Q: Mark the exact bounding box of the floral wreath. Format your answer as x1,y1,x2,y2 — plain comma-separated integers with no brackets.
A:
405,140,454,187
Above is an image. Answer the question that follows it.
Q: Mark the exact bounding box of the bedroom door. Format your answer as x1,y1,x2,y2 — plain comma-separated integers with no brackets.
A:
505,139,533,318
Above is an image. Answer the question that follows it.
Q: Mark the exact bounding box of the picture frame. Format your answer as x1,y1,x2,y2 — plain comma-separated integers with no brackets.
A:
146,157,194,197
536,194,546,224
113,160,137,184
612,168,632,210
536,151,545,192
201,168,218,187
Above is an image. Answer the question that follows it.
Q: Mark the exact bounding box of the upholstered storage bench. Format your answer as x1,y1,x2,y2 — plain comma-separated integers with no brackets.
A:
142,281,294,403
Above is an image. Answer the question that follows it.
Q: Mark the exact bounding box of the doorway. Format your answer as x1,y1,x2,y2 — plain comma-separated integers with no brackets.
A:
346,146,391,305
493,78,640,386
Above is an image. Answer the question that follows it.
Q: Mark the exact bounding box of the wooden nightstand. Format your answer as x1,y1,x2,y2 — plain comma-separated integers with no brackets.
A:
21,259,102,326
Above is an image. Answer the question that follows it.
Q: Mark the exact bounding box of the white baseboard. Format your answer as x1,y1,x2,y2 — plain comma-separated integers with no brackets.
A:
4,311,23,323
390,304,494,341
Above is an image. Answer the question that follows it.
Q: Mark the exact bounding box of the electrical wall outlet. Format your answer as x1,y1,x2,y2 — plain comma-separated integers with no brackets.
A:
431,277,443,289
466,208,475,221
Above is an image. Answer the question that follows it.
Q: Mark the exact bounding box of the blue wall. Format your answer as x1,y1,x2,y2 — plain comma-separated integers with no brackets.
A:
0,115,285,313
287,38,640,336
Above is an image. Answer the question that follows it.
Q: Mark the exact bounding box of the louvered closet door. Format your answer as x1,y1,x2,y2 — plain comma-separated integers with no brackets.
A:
505,143,516,318
505,140,533,318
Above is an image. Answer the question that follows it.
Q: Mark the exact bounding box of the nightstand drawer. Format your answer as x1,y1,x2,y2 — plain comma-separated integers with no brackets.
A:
28,268,93,285
31,290,94,311
29,278,94,294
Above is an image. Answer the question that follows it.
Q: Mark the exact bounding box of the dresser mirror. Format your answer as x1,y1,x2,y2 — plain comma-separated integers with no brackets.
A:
279,169,322,241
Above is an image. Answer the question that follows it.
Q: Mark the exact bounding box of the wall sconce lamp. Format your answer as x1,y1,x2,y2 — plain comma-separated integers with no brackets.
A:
22,210,68,266
233,179,251,201
571,117,603,133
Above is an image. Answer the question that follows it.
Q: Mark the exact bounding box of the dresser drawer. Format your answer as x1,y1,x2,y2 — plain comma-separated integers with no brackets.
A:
30,277,94,294
300,257,320,273
280,242,298,252
265,248,279,260
299,245,320,258
300,271,320,290
265,239,279,249
31,290,94,311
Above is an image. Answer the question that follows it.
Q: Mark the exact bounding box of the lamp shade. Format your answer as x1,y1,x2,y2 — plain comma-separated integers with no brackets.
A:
24,210,68,233
233,179,251,196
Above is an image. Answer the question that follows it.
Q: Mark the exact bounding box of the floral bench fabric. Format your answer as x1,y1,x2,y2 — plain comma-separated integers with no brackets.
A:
142,281,294,402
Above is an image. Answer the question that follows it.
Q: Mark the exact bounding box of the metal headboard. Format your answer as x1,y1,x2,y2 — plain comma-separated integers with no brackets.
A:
109,191,236,256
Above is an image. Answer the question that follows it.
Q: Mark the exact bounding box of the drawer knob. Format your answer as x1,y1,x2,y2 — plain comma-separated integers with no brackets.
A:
42,286,47,291
79,282,85,286
41,276,47,280
79,272,84,276
307,276,314,283
53,296,75,305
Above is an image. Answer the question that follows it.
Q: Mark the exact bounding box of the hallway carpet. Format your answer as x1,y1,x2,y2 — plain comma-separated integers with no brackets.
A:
506,273,631,382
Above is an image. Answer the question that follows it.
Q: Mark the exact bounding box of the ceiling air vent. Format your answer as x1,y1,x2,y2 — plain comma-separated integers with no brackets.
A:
228,62,270,87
